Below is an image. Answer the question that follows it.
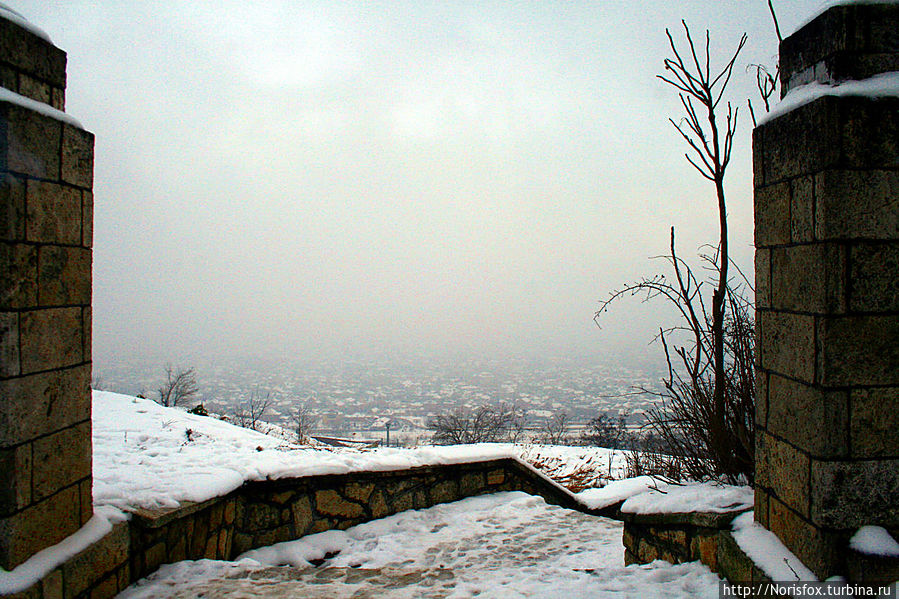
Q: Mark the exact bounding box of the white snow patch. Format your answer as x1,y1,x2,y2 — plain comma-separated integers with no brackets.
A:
850,526,899,557
576,475,659,510
0,86,83,129
0,3,51,42
620,482,753,515
0,506,127,595
731,512,817,581
93,391,532,511
761,72,899,125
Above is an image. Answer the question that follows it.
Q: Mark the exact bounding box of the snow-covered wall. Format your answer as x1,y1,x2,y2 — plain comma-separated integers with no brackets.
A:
754,0,899,582
0,11,95,571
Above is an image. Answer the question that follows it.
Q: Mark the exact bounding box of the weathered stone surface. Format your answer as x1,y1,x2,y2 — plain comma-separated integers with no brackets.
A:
17,73,51,105
38,245,91,306
0,173,25,241
19,306,83,373
849,243,899,312
82,190,93,247
25,180,82,245
815,169,899,241
0,18,67,89
754,490,769,529
79,477,92,525
757,97,841,184
344,482,374,503
61,124,94,188
790,176,815,243
315,489,364,519
61,521,129,598
429,480,458,504
459,472,484,497
755,431,810,517
0,484,80,569
370,489,388,519
42,568,63,599
768,496,840,579
0,365,90,447
0,443,31,516
32,421,91,501
770,244,846,314
818,315,899,387
487,469,505,486
810,459,899,528
757,311,815,383
766,374,848,458
0,104,62,178
716,532,752,583
850,387,899,458
244,503,279,531
0,242,37,309
82,306,91,361
754,182,790,247
755,248,770,310
0,311,19,377
755,370,768,428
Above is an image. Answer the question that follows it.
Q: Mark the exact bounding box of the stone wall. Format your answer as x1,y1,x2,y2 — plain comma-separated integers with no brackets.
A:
0,16,95,569
754,2,899,579
3,458,585,599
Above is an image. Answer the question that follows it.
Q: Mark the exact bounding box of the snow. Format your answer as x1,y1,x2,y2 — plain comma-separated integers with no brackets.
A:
850,526,899,557
620,482,753,515
0,86,83,129
0,506,127,595
120,492,724,599
577,476,660,510
761,72,899,125
731,512,817,581
0,2,51,42
791,1,899,38
93,391,537,511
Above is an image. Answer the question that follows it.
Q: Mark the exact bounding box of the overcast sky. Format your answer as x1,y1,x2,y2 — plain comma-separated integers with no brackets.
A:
17,1,835,368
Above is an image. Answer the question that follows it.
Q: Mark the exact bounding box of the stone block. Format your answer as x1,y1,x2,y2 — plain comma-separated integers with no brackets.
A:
370,489,388,519
61,124,94,189
815,170,899,241
459,472,484,496
841,97,899,170
0,173,25,241
60,521,129,597
223,499,235,525
755,248,770,310
0,364,92,446
755,431,810,517
89,574,118,599
766,374,848,458
818,315,899,387
754,489,769,529
755,370,768,428
0,103,62,179
0,18,67,88
768,496,839,580
19,306,83,373
344,482,374,503
51,88,64,111
757,97,841,184
38,245,91,306
0,311,19,376
754,182,790,247
757,311,816,383
16,73,51,106
0,242,37,309
810,459,899,529
770,243,846,314
42,568,63,599
429,479,458,504
79,477,92,525
82,191,93,247
82,306,91,361
487,469,505,485
849,243,899,312
0,484,80,569
0,443,31,516
32,421,91,501
790,176,815,243
315,489,363,519
25,180,82,244
851,387,899,458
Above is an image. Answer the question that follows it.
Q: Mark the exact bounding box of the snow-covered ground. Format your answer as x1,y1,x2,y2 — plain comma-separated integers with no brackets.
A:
119,492,723,599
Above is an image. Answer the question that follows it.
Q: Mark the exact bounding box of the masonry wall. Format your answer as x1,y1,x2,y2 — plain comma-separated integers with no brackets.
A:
753,2,899,579
0,17,95,569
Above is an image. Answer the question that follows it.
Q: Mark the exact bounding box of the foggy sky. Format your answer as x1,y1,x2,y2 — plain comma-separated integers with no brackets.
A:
17,1,835,367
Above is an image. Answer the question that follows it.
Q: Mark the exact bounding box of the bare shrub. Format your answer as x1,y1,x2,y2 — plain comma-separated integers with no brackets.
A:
156,364,199,408
540,411,571,445
428,403,526,445
293,403,317,444
233,389,273,432
581,412,629,449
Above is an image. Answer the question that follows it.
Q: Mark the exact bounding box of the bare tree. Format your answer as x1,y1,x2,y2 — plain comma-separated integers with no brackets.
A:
595,22,756,483
581,412,629,449
233,388,273,432
156,364,199,408
293,403,317,444
428,403,524,445
540,411,571,445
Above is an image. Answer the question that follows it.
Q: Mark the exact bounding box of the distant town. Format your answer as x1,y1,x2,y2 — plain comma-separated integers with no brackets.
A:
93,354,667,446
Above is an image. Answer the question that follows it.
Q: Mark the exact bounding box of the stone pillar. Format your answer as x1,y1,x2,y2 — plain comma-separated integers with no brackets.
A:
754,3,899,580
0,15,95,569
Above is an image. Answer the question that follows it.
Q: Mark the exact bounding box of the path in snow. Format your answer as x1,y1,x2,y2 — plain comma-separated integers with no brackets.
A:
120,492,721,599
